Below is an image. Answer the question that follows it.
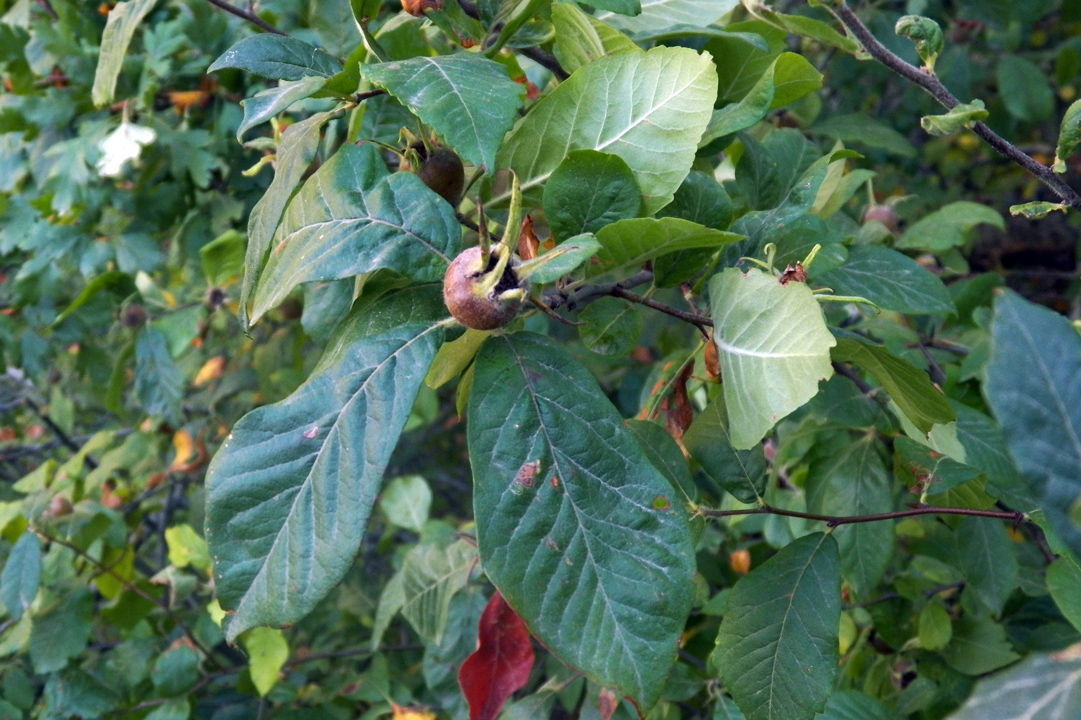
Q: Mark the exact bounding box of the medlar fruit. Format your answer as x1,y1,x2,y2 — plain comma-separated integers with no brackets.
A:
401,0,441,17
443,244,528,330
402,143,464,207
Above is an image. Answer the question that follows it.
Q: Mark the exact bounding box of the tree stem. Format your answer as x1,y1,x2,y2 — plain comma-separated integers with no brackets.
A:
204,0,287,36
698,502,1025,526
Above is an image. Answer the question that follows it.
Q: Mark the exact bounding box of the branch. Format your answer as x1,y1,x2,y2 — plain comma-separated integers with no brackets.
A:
456,0,569,80
546,270,654,311
20,396,99,470
698,502,1025,526
41,532,226,671
610,287,714,329
832,2,1081,209
204,0,287,36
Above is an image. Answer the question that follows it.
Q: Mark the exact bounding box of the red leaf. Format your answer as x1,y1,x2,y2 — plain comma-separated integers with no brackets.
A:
458,592,535,720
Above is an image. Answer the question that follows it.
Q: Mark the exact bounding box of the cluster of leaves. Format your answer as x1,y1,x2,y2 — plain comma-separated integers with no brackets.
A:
2,0,1081,719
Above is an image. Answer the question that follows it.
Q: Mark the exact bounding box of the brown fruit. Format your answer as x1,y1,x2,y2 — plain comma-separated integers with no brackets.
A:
120,304,148,328
863,204,899,232
416,146,465,207
401,0,441,16
46,495,73,518
443,245,528,330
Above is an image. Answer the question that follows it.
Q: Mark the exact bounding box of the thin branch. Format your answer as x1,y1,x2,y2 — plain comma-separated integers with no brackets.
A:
610,287,714,329
844,580,965,609
204,0,287,36
41,532,225,671
831,360,880,398
698,502,1025,526
546,269,654,311
456,0,569,80
832,2,1081,209
20,396,98,470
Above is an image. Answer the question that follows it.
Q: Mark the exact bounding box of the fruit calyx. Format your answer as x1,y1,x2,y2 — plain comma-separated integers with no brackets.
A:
443,244,529,330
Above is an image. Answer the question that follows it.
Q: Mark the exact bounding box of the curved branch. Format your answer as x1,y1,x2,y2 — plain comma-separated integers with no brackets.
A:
698,502,1025,526
832,2,1081,208
204,0,287,36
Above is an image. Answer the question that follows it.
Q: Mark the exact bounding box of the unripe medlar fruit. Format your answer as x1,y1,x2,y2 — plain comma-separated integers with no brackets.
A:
443,244,528,330
863,204,899,232
120,303,148,328
401,143,464,207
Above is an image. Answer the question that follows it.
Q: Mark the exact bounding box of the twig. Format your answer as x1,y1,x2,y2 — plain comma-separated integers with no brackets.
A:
916,341,946,386
529,296,584,326
832,2,1081,209
34,0,57,19
698,502,1025,526
204,0,286,36
546,269,654,311
831,361,881,398
456,0,569,80
844,580,965,609
41,532,226,671
20,396,98,470
610,287,714,329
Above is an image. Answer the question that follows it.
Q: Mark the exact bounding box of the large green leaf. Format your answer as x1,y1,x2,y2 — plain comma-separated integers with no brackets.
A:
578,297,642,357
1046,557,1081,633
953,516,1018,616
713,532,841,720
984,291,1081,561
831,337,955,433
250,143,460,324
399,539,476,644
942,615,1020,675
91,0,159,107
361,54,523,173
816,246,953,315
683,394,766,504
241,111,337,327
543,150,642,241
551,3,639,75
808,113,917,158
237,77,327,141
947,651,1081,720
590,217,741,279
953,401,1034,509
205,286,448,641
468,332,695,707
897,201,1004,253
709,268,836,449
807,437,893,599
708,21,786,105
0,532,40,623
30,587,94,674
496,46,717,214
699,53,822,146
997,55,1055,123
597,0,740,33
208,35,343,81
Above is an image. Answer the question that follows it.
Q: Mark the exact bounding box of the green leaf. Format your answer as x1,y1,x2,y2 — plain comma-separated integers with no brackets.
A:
587,0,640,13
91,0,159,107
496,46,718,214
543,151,642,241
658,170,733,229
752,8,862,54
895,198,1003,251
29,586,93,674
807,437,893,599
379,475,432,533
590,217,741,279
242,111,338,328
151,644,200,696
578,297,642,357
683,393,766,503
597,0,740,33
208,35,343,80
361,54,523,173
894,436,981,495
699,53,822,146
1054,98,1081,172
921,100,988,136
816,691,900,720
551,3,639,75
468,333,695,707
895,15,943,70
816,246,953,315
42,669,118,719
1009,201,1068,219
984,291,1081,561
425,328,489,389
200,229,246,288
624,419,695,501
145,698,190,720
53,271,135,326
0,532,40,622
399,539,475,644
953,401,1033,509
831,338,955,433
242,627,289,696
954,516,1018,616
250,143,459,324
1046,557,1081,632
997,55,1055,123
947,650,1081,720
808,113,917,158
205,286,448,641
134,326,183,426
164,524,211,572
918,602,952,651
713,533,841,720
709,268,836,449
516,234,603,284
942,615,1020,675
238,77,328,141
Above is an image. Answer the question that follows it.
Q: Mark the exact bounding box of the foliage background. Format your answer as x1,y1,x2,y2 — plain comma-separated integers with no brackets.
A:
1,0,1081,718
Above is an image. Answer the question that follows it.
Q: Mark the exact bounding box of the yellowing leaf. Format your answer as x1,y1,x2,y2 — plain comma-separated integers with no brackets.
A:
242,627,289,696
194,356,226,386
390,703,437,720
